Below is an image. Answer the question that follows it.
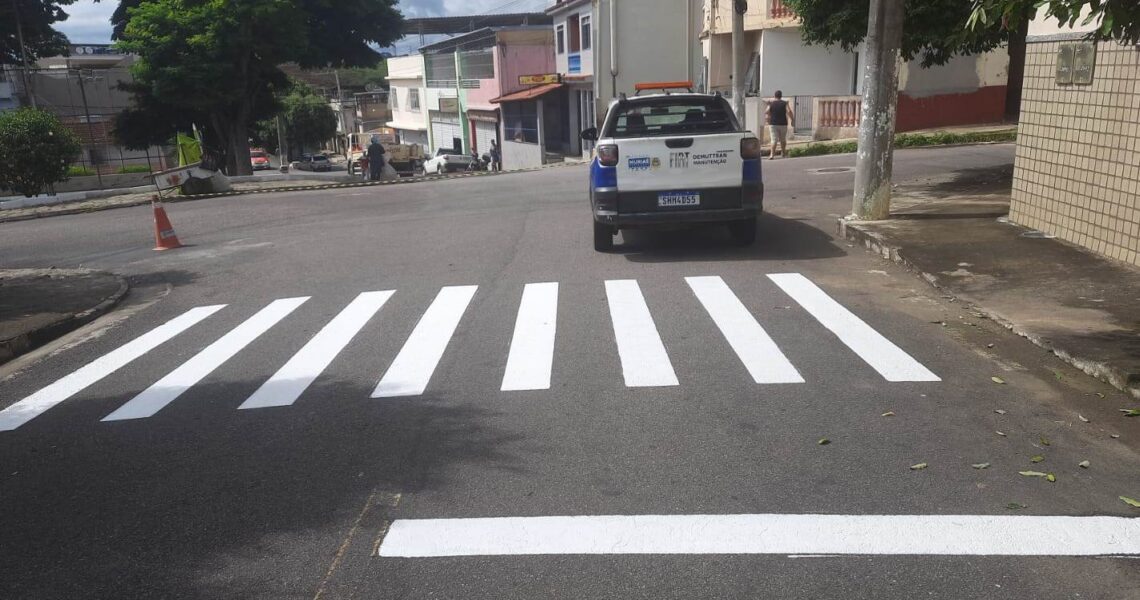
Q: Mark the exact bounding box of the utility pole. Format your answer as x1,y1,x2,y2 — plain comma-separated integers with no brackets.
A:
275,114,288,172
730,0,746,127
75,69,104,189
11,0,37,108
851,0,904,220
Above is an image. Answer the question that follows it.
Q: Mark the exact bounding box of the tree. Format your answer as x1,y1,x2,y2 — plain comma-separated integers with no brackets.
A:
251,82,338,157
0,107,81,197
968,0,1140,45
113,0,402,176
0,0,76,66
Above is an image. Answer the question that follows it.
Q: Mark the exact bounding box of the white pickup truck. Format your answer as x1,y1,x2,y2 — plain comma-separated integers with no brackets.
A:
422,147,476,174
582,87,764,251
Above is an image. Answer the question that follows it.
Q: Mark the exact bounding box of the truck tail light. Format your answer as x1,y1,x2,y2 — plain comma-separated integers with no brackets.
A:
740,136,762,159
597,144,619,167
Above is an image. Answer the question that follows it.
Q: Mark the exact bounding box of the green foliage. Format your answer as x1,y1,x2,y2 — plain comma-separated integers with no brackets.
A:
337,64,390,91
784,0,1012,67
786,130,1016,157
112,0,402,175
969,0,1140,45
0,0,75,66
281,83,338,154
116,164,152,174
67,165,96,177
0,108,81,197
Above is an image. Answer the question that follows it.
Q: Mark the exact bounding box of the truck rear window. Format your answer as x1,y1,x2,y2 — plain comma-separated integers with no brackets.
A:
606,99,739,138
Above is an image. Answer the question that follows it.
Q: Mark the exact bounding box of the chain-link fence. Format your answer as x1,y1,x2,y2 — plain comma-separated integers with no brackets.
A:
4,66,175,189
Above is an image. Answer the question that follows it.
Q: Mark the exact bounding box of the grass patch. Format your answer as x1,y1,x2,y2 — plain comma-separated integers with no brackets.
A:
787,129,1016,158
67,165,96,177
116,165,152,174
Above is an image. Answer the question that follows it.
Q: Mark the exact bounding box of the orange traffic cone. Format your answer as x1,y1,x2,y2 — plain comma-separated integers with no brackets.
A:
152,195,183,251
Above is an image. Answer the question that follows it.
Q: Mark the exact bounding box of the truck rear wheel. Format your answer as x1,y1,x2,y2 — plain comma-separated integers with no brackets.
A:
593,221,615,252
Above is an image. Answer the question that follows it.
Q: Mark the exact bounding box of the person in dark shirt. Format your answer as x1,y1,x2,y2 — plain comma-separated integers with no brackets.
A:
366,136,386,180
489,139,502,172
765,90,794,160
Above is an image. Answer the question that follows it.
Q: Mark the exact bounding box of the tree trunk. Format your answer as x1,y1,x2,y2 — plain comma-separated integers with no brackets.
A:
851,0,905,220
1004,18,1028,122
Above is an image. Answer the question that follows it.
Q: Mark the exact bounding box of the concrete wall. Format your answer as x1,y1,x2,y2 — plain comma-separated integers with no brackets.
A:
387,55,423,80
895,49,1010,132
502,139,542,170
387,79,428,132
497,41,556,97
759,29,855,97
1009,39,1140,267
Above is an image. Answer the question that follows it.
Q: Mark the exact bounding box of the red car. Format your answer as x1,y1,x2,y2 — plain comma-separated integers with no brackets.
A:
250,150,272,171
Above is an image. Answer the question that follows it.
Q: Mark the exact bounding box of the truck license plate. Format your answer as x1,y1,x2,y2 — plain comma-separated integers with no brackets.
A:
658,191,700,207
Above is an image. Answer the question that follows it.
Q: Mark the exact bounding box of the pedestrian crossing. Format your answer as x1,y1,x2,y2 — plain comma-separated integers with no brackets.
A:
0,274,940,432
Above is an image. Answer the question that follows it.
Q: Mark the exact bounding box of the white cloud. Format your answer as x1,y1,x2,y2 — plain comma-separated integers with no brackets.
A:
53,0,552,44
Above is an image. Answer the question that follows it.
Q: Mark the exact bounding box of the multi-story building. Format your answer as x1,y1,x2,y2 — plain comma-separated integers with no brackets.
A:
702,0,1009,139
422,26,555,165
384,54,429,147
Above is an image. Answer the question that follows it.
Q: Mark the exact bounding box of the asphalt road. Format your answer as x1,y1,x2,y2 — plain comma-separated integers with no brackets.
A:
1,144,1138,600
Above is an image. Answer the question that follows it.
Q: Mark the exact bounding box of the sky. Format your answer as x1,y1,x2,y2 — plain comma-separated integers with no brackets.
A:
55,0,552,44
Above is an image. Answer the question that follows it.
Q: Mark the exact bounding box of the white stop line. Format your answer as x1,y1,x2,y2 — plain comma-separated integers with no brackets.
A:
377,514,1140,558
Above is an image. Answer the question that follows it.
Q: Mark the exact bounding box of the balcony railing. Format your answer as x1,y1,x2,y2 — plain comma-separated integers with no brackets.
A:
816,96,861,129
770,0,794,19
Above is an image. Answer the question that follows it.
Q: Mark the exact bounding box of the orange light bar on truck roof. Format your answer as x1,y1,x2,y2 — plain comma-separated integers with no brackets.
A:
633,81,694,94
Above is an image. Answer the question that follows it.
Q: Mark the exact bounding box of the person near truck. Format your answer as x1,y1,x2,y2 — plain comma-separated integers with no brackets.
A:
489,139,502,172
367,136,386,180
765,90,793,160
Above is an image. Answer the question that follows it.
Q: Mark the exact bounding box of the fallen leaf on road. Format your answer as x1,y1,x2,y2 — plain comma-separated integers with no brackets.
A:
881,411,895,417
1110,434,1120,439
1120,409,1140,417
910,463,928,470
1121,497,1140,508
817,438,831,445
1006,502,1027,510
1078,414,1090,423
972,463,990,469
994,409,1007,415
1096,392,1105,398
991,376,1006,384
1039,437,1051,446
1046,473,1056,482
1078,460,1090,469
1019,471,1048,478
986,343,995,348
1030,455,1045,463
996,431,1007,436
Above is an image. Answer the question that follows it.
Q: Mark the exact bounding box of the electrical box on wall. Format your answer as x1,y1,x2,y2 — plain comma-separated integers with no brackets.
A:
1056,42,1096,86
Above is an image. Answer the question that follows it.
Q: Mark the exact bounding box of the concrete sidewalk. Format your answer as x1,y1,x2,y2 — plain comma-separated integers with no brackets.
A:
840,164,1140,399
0,269,129,365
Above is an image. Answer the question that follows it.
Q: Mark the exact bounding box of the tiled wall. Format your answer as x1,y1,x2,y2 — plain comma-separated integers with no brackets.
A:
1010,40,1140,267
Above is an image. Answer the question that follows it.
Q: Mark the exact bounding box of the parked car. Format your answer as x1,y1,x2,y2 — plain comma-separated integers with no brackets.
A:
294,153,332,172
250,150,273,171
422,148,474,175
583,83,764,251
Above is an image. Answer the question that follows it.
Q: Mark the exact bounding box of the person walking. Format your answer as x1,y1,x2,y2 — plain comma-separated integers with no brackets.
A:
366,136,386,180
765,90,794,160
489,139,502,172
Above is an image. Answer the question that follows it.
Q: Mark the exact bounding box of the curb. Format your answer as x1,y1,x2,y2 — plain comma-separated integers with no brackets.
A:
0,273,130,365
838,218,1140,399
0,161,585,225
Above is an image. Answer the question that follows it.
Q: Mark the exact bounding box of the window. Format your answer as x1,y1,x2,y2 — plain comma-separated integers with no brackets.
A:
556,25,565,55
502,101,539,144
425,53,457,87
581,15,591,50
568,15,581,52
460,48,495,80
605,98,739,138
408,89,421,111
390,89,398,110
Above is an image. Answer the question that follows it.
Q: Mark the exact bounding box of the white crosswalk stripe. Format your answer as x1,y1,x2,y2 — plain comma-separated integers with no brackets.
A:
239,291,395,409
501,282,559,392
0,274,942,430
103,297,310,421
605,279,679,388
686,276,803,384
0,305,225,432
767,273,941,382
372,285,478,398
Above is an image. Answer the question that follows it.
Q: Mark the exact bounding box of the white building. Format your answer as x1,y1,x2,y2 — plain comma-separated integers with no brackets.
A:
384,54,430,147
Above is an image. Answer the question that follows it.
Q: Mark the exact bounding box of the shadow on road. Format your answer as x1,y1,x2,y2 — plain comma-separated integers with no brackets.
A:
619,213,846,263
0,376,521,599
